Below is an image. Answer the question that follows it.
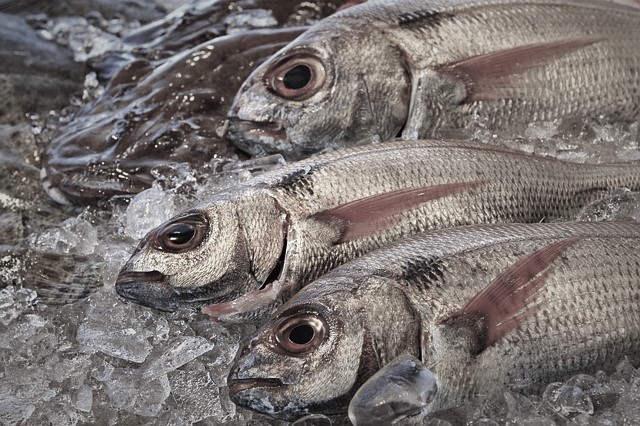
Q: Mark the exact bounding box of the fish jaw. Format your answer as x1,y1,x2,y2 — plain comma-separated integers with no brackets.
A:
225,117,293,158
115,270,179,312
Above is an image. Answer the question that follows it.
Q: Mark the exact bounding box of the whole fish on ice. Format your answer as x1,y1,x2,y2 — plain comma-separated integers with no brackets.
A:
228,222,640,421
116,140,640,319
227,0,640,158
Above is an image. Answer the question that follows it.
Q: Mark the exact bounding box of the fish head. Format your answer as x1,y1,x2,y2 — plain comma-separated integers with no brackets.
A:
115,189,287,312
226,26,410,159
228,275,421,420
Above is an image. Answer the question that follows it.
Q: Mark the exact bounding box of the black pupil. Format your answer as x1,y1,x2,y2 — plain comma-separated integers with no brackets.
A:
289,324,314,345
166,223,195,245
282,65,311,90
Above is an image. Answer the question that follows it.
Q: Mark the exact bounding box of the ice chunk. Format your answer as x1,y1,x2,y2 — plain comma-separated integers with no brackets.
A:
224,9,278,34
0,394,36,426
169,370,226,423
140,335,215,378
292,414,333,425
35,16,129,63
349,355,437,425
102,368,170,417
29,217,98,255
575,189,640,222
76,294,153,363
124,187,176,239
0,287,38,326
543,382,594,416
73,385,93,413
482,389,537,422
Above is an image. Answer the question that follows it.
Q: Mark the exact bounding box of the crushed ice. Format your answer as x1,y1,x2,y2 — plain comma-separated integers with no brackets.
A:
2,3,640,426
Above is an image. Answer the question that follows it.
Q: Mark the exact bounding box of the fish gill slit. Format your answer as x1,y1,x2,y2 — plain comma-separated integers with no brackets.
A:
260,233,288,291
358,73,383,141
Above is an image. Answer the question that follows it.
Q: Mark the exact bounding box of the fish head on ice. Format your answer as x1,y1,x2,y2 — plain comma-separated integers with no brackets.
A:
226,23,410,159
228,274,422,420
115,189,287,313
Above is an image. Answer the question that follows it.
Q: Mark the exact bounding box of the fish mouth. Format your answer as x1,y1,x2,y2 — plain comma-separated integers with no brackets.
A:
228,378,284,395
115,270,179,312
226,117,289,155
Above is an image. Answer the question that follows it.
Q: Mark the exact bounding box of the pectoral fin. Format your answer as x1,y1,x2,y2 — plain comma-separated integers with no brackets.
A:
314,181,482,243
443,38,600,103
441,238,580,354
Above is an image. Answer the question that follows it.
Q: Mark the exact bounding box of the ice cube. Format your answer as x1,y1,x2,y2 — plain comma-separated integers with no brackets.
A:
140,335,215,378
0,287,37,326
0,394,36,426
124,187,176,239
103,368,170,417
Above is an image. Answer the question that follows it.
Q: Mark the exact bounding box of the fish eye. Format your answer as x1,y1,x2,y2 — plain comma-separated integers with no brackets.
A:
274,312,328,356
153,212,208,253
266,53,326,101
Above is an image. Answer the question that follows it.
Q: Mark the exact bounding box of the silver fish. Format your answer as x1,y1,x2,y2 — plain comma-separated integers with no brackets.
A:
115,139,640,318
227,221,640,421
226,0,640,159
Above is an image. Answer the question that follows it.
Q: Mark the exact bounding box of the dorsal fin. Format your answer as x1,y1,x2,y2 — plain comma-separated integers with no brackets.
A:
442,238,581,354
314,181,483,243
442,38,600,102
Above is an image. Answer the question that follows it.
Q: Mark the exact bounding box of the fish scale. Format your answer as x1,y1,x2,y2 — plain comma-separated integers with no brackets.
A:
227,222,640,420
228,0,640,158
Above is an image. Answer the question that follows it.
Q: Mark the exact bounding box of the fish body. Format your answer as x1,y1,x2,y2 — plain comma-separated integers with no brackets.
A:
116,139,640,319
227,222,640,420
227,0,640,158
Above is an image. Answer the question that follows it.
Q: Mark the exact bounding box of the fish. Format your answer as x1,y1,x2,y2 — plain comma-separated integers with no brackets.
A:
226,0,640,159
227,221,640,421
115,139,640,319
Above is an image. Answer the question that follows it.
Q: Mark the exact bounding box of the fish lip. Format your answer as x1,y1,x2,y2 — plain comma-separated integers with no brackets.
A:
228,378,285,395
115,270,179,312
226,117,289,153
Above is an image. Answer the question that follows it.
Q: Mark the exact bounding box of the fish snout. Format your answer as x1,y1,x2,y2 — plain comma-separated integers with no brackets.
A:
225,117,290,157
115,270,178,312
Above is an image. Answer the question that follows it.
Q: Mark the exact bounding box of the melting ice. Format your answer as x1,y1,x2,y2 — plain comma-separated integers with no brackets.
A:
2,2,640,426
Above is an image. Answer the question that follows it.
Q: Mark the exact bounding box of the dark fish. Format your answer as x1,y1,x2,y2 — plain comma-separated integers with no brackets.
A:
115,139,640,319
228,222,640,421
41,27,305,205
41,0,353,205
227,0,640,159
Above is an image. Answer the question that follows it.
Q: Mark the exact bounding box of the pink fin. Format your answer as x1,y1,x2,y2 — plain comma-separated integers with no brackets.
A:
314,181,483,243
443,38,600,102
445,238,581,352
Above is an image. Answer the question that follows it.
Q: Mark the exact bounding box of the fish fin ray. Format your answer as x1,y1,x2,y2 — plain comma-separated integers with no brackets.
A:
443,238,580,353
444,38,600,102
314,181,482,243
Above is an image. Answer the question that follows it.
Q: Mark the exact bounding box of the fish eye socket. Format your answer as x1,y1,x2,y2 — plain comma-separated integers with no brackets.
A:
267,54,326,101
274,312,328,355
154,213,208,253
